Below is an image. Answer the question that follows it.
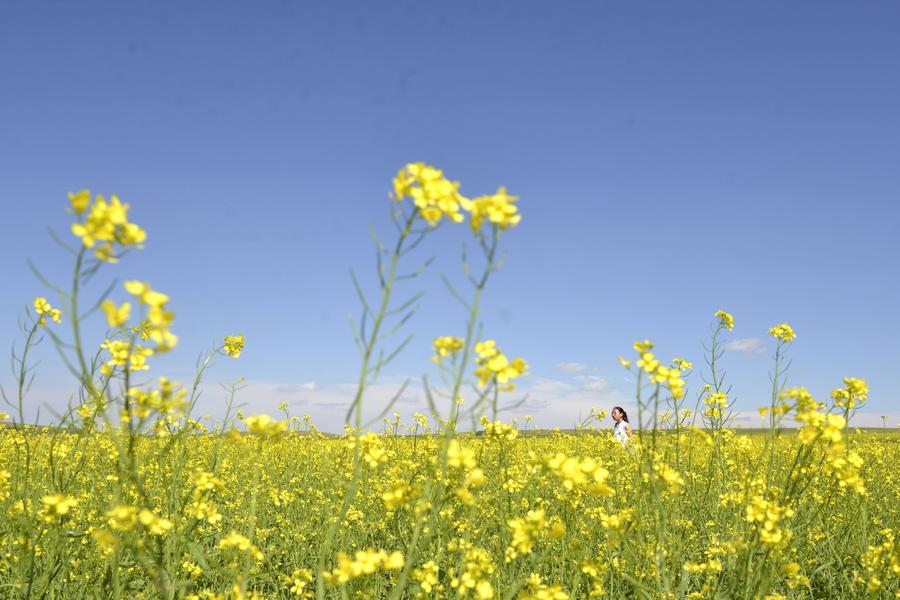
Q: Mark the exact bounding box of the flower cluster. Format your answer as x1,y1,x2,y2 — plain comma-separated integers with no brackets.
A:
854,529,899,594
432,335,464,363
392,163,468,226
127,378,187,420
100,299,131,327
218,531,264,561
321,549,404,586
100,339,153,376
480,418,519,443
124,280,177,351
543,453,613,496
745,495,794,550
69,191,147,262
224,334,245,358
281,568,314,597
652,461,685,494
769,322,797,343
392,162,522,233
244,414,288,438
626,340,687,399
33,297,61,327
189,471,224,524
39,494,78,524
781,385,867,494
714,309,735,331
465,186,522,233
505,509,547,562
347,432,389,468
106,504,172,536
831,377,868,409
703,391,728,420
447,542,495,599
473,340,528,390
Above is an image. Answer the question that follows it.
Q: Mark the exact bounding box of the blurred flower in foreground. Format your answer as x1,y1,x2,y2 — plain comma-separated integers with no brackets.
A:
223,334,245,358
33,296,61,327
70,191,146,263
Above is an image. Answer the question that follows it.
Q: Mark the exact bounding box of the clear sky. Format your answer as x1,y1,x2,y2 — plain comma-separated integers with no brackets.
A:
2,1,898,431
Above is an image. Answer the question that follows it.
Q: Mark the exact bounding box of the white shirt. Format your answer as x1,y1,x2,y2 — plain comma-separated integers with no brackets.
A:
614,420,630,445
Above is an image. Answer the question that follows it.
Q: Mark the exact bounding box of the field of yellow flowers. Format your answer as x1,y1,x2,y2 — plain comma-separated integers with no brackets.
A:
1,165,898,599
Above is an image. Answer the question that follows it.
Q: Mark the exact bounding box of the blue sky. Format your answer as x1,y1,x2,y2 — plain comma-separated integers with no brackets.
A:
1,1,898,430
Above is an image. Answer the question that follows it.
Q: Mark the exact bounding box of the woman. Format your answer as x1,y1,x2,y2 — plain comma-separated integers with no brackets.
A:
612,406,633,446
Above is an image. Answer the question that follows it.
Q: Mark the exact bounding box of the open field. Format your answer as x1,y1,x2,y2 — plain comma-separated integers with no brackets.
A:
1,423,899,599
2,176,898,599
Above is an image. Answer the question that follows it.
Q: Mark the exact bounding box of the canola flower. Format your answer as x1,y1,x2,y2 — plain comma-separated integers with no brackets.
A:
224,334,245,358
124,280,178,351
769,322,797,343
33,296,61,326
69,191,146,262
432,335,464,363
100,299,131,327
715,309,735,331
464,186,522,233
392,162,468,226
473,339,528,391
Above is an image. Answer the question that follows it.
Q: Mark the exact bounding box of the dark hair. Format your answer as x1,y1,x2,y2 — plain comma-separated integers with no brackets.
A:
612,406,629,423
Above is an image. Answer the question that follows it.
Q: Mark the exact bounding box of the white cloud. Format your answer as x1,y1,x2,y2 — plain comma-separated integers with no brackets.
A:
272,381,317,394
577,376,609,392
723,338,767,355
555,362,588,373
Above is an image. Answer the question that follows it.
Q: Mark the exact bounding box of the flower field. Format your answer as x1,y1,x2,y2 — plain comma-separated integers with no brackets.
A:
1,166,898,599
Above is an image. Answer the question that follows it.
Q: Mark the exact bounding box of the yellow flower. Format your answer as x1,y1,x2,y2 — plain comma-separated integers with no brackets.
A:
100,300,131,327
124,280,169,307
745,495,794,550
99,339,154,375
617,356,631,369
831,377,868,409
39,494,77,523
413,561,439,594
322,549,404,585
107,504,138,531
653,462,685,494
68,189,91,215
283,568,313,596
636,352,659,374
673,357,693,371
224,334,245,358
218,531,264,561
474,340,528,390
392,162,468,226
244,413,287,438
123,281,177,351
432,336,464,363
33,296,62,327
70,193,146,262
714,310,734,331
769,323,796,343
505,509,547,562
92,528,118,556
463,186,521,232
138,509,173,536
633,340,654,354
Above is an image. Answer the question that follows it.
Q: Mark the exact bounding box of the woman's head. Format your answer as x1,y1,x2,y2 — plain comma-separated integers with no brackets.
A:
612,406,629,423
